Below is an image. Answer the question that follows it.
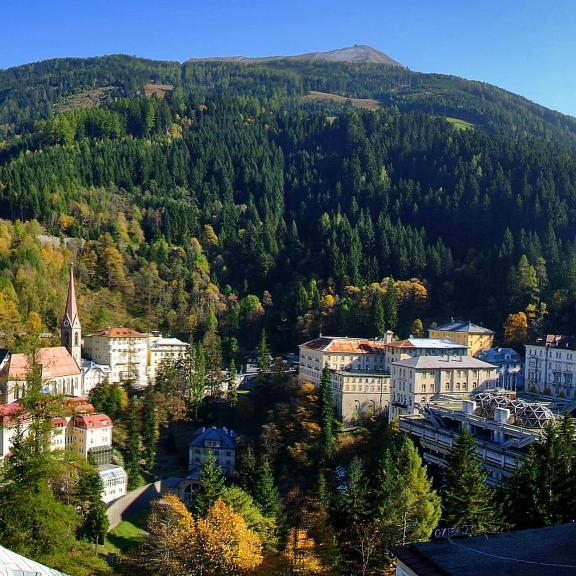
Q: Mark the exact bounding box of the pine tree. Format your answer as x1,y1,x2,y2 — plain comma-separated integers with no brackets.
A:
441,431,499,534
125,395,142,490
141,385,158,471
375,437,441,545
504,415,576,529
237,445,258,495
257,328,271,373
194,449,226,517
228,359,238,404
255,459,282,520
76,463,109,549
203,326,223,396
319,365,336,463
410,318,424,337
383,277,398,332
373,293,386,337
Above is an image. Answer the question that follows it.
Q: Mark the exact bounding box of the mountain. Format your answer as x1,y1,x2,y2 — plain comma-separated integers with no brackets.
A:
1,50,576,349
188,44,404,66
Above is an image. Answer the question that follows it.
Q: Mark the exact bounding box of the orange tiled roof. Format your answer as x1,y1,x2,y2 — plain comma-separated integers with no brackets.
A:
7,347,80,381
0,402,27,425
95,327,145,338
73,414,112,429
300,337,385,354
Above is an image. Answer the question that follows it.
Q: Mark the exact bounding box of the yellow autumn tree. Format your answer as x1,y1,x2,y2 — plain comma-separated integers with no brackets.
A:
131,497,262,576
194,499,263,575
503,311,528,346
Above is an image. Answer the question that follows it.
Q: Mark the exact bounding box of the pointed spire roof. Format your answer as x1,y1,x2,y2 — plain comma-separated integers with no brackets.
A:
63,266,80,328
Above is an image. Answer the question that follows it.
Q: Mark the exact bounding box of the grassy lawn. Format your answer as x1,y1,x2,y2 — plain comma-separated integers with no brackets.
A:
101,510,148,556
445,116,475,130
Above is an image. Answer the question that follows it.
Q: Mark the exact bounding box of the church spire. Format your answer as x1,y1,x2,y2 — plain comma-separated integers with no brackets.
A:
63,266,80,328
62,266,82,368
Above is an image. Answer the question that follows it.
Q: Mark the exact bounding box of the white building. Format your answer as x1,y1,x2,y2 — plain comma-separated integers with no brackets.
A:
98,463,128,503
188,426,238,476
81,360,111,396
389,355,497,420
525,334,576,398
146,334,189,383
70,413,113,460
83,328,148,387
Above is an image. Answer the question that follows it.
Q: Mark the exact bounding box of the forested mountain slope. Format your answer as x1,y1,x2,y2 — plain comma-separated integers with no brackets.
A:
0,52,575,353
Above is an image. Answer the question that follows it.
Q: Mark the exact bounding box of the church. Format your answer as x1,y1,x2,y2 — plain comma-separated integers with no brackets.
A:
0,267,83,403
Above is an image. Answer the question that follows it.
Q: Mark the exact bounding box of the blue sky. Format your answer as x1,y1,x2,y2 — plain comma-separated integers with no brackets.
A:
2,0,575,116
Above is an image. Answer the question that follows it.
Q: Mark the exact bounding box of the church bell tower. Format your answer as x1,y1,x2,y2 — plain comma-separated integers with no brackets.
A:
61,267,82,368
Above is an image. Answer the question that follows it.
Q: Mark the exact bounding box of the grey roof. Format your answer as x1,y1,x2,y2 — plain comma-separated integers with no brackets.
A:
392,355,496,370
189,426,237,450
478,347,522,363
432,320,495,334
0,543,69,575
392,523,576,576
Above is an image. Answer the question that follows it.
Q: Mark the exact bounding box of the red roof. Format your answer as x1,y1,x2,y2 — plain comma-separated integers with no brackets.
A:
74,414,112,429
0,402,28,425
6,347,80,380
64,397,95,414
385,340,416,349
300,337,385,354
95,328,145,338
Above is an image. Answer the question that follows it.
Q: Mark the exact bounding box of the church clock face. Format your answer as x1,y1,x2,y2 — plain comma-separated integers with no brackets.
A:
63,320,69,327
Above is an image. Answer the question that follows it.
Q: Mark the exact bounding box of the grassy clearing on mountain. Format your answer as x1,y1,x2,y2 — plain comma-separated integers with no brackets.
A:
446,116,475,130
302,90,381,110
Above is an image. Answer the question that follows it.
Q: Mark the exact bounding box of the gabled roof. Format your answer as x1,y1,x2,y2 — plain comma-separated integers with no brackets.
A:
386,338,467,350
149,337,190,349
392,355,496,370
300,336,386,354
431,320,494,334
189,426,237,450
6,347,81,380
90,327,146,338
73,414,112,429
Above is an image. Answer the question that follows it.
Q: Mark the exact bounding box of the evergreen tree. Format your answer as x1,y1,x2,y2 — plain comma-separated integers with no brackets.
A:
383,278,398,332
319,365,336,463
125,395,143,490
237,445,258,495
76,463,109,549
194,449,226,517
255,459,282,520
373,293,386,337
141,385,158,471
504,416,576,529
203,326,223,396
257,328,271,373
228,358,238,404
441,431,499,534
410,318,424,337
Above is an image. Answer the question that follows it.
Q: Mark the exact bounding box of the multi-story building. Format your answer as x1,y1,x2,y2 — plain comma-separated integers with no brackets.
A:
299,335,394,421
525,335,576,397
389,355,497,420
146,333,189,382
384,338,468,371
428,319,494,356
81,360,111,396
478,347,524,391
398,392,554,486
188,426,238,476
83,327,148,387
0,398,126,502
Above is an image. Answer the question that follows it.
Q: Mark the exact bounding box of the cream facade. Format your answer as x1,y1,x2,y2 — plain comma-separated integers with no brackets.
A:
147,334,189,383
83,328,148,387
525,335,576,397
428,320,494,356
299,335,393,421
384,338,468,371
389,355,497,420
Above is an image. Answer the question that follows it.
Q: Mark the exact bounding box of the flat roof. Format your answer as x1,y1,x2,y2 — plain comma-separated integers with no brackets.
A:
386,338,467,350
392,523,576,576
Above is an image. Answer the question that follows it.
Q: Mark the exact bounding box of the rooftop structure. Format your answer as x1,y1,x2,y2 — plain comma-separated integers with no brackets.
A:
189,426,238,450
398,392,555,485
89,327,146,338
386,338,468,350
392,355,495,370
300,335,390,354
392,522,576,576
431,319,495,334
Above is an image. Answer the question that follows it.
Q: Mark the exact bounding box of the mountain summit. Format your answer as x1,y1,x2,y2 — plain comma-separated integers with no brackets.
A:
189,44,403,67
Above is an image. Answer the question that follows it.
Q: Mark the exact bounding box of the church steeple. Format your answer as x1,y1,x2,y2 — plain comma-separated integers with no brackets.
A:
61,266,82,368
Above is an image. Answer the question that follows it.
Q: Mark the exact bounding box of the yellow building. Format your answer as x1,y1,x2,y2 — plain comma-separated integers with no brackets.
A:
428,320,494,356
